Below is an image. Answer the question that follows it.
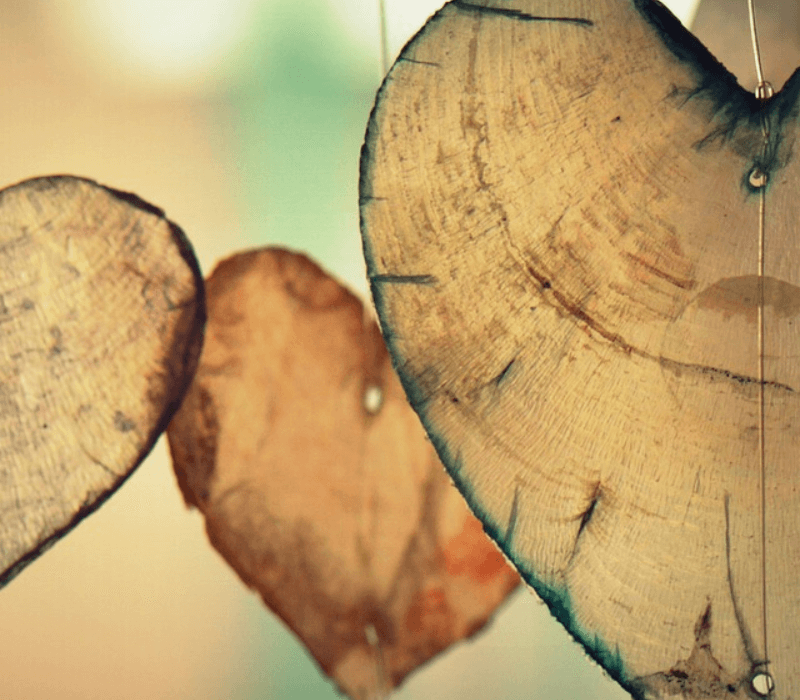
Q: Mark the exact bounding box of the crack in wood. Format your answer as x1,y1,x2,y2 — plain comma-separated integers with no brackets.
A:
453,0,594,27
370,274,438,286
622,251,697,290
504,485,520,548
492,357,516,386
724,494,763,668
566,482,602,569
522,260,796,394
576,483,601,540
398,57,441,67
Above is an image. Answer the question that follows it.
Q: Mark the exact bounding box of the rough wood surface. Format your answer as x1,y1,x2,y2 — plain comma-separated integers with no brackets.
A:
360,1,800,697
0,175,204,586
167,248,519,700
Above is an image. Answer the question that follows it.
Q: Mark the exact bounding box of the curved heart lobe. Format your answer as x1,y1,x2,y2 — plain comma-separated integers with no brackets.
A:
0,175,204,587
360,1,800,697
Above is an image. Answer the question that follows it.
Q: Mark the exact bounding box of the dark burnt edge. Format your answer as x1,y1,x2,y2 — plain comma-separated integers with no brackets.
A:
357,0,454,227
363,228,635,691
452,0,593,26
0,175,103,210
0,183,207,591
633,0,777,193
637,0,800,122
358,1,454,305
0,176,167,223
388,352,633,692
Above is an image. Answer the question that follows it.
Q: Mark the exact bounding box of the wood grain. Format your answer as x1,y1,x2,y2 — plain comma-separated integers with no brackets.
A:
360,1,800,697
0,175,204,586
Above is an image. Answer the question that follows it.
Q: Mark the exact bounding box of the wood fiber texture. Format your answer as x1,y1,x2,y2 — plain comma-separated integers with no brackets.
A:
167,248,519,700
360,0,800,697
0,175,204,586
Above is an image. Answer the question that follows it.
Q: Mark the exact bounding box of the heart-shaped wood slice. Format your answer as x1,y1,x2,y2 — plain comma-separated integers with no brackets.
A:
360,1,800,697
0,175,204,587
166,248,520,700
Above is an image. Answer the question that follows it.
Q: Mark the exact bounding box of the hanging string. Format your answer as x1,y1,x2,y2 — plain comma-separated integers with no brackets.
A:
364,624,390,700
361,26,391,700
747,0,773,693
379,0,390,77
363,0,391,329
747,0,767,91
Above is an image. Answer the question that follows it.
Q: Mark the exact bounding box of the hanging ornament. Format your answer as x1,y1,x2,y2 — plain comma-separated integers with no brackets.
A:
0,175,204,586
167,248,520,700
360,0,800,696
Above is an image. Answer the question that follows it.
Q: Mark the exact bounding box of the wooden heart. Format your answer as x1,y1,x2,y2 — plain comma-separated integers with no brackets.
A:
0,176,204,587
166,248,520,700
360,0,800,697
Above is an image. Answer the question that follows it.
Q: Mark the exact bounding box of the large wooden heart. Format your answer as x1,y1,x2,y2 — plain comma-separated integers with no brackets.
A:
166,248,519,699
360,0,800,697
0,176,204,587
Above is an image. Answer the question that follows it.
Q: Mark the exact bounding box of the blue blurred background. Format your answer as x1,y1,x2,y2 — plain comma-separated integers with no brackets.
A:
0,1,703,698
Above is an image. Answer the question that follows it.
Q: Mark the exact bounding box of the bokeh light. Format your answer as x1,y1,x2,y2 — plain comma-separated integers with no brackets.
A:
48,0,265,95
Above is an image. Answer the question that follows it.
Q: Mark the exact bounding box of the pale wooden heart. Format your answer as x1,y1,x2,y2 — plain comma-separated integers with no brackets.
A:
166,248,520,700
0,175,204,586
360,0,800,697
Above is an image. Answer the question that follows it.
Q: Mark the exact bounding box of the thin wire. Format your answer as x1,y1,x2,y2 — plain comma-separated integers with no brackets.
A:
378,0,390,77
365,624,389,700
747,0,766,87
757,163,769,678
363,0,390,330
748,0,771,680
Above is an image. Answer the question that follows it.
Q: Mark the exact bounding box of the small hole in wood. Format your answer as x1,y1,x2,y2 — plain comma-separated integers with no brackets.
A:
364,385,383,414
751,671,774,696
365,624,379,646
749,168,767,188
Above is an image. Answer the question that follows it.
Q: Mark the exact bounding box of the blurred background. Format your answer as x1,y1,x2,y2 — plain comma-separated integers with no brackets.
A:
0,0,774,698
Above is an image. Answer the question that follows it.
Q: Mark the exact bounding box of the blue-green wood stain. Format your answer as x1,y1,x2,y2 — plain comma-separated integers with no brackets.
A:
359,0,800,696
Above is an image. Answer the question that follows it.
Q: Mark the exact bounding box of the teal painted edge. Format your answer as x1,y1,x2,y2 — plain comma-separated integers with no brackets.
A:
633,0,800,195
425,423,630,691
633,0,751,115
358,3,641,696
359,1,800,697
362,157,636,696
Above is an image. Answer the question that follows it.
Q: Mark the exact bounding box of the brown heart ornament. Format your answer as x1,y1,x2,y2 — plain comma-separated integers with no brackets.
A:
0,175,204,586
166,248,520,699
